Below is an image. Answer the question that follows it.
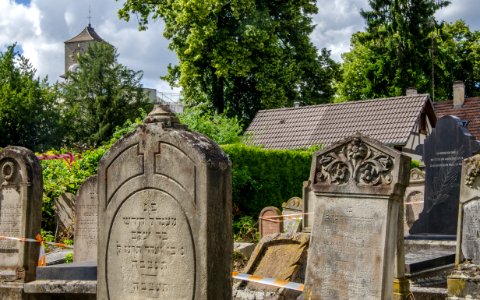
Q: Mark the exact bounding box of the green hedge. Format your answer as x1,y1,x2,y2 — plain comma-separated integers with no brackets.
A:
40,127,317,235
221,143,317,218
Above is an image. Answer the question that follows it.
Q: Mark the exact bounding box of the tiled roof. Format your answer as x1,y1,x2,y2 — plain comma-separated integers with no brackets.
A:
434,97,480,139
65,25,104,43
246,95,432,149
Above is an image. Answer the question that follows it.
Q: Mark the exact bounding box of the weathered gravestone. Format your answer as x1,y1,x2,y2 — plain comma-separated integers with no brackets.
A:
404,168,425,235
259,206,282,238
97,105,232,299
282,197,303,234
234,233,308,300
54,192,75,241
410,115,480,236
303,134,410,299
0,147,42,298
447,154,480,299
74,175,97,263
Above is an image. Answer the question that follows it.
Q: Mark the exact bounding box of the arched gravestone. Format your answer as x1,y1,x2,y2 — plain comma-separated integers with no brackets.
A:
303,134,410,299
97,105,232,300
0,147,42,287
410,115,480,236
259,206,282,238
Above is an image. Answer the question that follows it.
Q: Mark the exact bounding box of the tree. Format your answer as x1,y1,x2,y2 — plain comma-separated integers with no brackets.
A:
117,0,339,125
0,44,61,151
61,42,151,146
337,0,450,100
433,20,480,99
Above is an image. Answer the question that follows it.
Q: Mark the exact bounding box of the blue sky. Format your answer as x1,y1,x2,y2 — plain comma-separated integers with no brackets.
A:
1,0,479,93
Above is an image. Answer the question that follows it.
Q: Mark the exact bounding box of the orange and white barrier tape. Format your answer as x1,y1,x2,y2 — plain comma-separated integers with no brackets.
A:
259,212,313,223
0,234,73,267
232,272,304,292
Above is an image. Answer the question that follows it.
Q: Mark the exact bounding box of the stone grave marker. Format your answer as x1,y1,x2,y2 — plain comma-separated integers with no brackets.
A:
403,168,425,235
282,197,303,234
54,192,75,240
447,154,480,299
234,233,309,300
74,175,97,263
303,134,410,299
0,147,42,295
411,115,480,236
259,206,282,238
97,105,232,299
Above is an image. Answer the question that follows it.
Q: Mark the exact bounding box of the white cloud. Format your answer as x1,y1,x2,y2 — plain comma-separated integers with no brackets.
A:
1,0,479,90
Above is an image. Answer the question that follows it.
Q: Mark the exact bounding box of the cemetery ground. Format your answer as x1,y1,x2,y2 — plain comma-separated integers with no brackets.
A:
2,106,480,299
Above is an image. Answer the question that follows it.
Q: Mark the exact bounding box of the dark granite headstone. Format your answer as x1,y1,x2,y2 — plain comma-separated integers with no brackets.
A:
410,115,480,236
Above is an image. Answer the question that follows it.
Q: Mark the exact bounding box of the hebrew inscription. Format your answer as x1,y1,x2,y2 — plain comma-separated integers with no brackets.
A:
307,199,387,299
107,189,195,299
314,137,394,186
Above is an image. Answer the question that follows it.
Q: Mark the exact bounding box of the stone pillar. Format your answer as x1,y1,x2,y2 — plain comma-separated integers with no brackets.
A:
303,133,410,299
448,154,480,299
0,147,43,299
97,105,232,299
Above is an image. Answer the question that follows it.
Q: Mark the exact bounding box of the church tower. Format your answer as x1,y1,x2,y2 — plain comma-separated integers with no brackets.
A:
64,24,104,75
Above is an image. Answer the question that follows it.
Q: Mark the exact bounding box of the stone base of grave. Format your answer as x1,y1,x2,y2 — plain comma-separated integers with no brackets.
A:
447,266,480,299
23,280,95,300
392,277,411,300
410,285,448,299
0,282,29,300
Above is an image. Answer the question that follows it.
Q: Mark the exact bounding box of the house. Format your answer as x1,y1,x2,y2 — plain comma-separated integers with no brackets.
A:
434,81,480,139
245,93,436,159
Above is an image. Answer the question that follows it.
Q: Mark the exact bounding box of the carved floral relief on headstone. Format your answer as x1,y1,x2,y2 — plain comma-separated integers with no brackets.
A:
303,134,410,299
97,105,232,299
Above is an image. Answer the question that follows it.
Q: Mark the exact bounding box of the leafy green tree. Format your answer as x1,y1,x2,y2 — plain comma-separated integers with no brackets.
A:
117,0,339,124
433,20,480,99
337,0,450,100
0,44,61,151
178,106,243,145
61,42,151,146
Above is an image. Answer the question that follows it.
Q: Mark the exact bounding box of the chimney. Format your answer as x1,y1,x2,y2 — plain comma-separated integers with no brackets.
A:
406,88,417,96
294,101,300,108
453,81,465,108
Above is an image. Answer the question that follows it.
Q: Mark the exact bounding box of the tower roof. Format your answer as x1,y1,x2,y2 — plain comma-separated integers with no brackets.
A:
65,24,104,43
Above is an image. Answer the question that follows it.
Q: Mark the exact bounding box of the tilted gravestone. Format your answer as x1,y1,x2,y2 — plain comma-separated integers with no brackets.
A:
54,192,75,241
74,175,97,263
410,115,480,236
234,233,308,299
97,105,232,299
259,206,282,238
0,147,42,297
448,154,480,299
282,197,303,234
303,134,410,299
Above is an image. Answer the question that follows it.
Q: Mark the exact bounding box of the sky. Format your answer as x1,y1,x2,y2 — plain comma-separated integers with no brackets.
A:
1,0,479,94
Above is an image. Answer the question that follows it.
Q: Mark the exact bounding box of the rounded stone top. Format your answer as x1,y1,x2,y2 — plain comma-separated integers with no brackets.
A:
144,104,182,127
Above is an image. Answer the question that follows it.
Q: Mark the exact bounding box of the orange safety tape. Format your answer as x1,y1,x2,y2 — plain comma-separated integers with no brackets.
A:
232,272,304,291
0,234,73,267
